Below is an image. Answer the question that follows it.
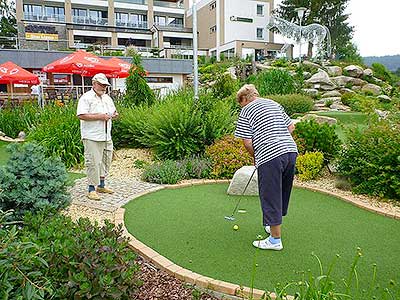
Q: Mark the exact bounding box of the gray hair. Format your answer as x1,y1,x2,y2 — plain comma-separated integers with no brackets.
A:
236,84,259,103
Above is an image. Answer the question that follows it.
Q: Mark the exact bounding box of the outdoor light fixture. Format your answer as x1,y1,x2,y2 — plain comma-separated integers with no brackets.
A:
294,7,307,63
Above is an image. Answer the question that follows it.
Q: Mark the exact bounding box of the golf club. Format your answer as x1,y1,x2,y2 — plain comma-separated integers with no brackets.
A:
224,167,257,221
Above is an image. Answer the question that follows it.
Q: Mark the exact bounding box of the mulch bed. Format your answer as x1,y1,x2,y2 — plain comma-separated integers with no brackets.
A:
133,257,219,300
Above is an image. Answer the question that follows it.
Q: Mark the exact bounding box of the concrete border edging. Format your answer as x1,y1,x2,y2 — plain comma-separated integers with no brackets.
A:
115,179,398,300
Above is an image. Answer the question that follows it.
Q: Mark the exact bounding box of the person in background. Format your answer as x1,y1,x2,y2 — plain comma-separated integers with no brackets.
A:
234,84,298,251
76,73,118,201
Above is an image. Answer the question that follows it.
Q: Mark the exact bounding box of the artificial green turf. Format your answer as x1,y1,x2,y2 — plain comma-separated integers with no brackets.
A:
124,184,400,294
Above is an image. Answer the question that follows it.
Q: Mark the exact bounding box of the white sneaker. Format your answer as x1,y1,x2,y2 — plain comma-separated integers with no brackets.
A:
265,225,271,234
253,237,283,250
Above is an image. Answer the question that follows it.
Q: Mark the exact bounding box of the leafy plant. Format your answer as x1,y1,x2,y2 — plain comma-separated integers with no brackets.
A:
371,62,395,85
293,120,341,164
296,151,324,181
267,94,314,117
205,135,253,179
0,143,70,218
248,69,297,95
142,160,186,184
211,73,238,99
0,103,38,137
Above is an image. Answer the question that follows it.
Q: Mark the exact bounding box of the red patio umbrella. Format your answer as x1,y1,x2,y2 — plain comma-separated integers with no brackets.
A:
0,61,39,96
106,57,131,78
42,50,120,76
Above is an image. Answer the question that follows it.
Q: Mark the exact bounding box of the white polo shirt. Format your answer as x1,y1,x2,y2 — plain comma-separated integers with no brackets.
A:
77,89,116,142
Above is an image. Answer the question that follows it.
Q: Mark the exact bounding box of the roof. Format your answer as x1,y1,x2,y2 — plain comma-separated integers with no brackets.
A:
0,49,193,75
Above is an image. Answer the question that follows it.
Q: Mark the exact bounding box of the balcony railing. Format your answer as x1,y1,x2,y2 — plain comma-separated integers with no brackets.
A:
153,0,183,8
115,0,147,4
154,22,184,29
72,16,108,26
24,13,65,22
115,20,148,29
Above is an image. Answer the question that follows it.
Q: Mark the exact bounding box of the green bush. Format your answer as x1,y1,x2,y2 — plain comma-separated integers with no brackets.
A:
180,156,212,179
338,120,400,199
211,73,238,99
293,120,341,164
296,151,324,181
372,62,395,85
0,103,38,137
124,51,155,107
267,94,314,117
0,211,140,299
248,69,297,95
0,143,70,218
205,135,253,179
27,103,83,169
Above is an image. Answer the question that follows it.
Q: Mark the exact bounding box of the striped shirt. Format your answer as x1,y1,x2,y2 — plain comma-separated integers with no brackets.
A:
234,98,298,167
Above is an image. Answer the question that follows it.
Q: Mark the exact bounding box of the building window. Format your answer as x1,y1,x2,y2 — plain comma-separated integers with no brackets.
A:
209,1,216,10
131,14,147,28
257,4,264,16
23,4,42,20
210,25,216,33
72,8,87,17
115,12,129,26
146,77,173,83
154,15,166,26
257,27,263,39
45,6,65,21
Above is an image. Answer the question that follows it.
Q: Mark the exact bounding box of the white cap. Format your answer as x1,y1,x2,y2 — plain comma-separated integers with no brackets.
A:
92,73,110,86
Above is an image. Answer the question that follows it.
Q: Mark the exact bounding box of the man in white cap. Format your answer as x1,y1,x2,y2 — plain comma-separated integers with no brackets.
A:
77,73,118,200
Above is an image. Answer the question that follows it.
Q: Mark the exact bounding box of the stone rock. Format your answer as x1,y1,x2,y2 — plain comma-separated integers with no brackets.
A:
255,63,271,71
374,109,389,119
301,113,338,125
227,166,258,196
322,91,342,98
0,131,5,137
344,65,364,78
325,66,342,77
303,88,319,96
351,86,362,91
361,83,382,95
339,88,356,94
305,69,335,87
303,71,312,80
18,131,26,139
331,76,366,87
363,68,373,77
312,103,331,111
377,94,391,102
330,103,351,111
303,61,321,69
225,67,237,80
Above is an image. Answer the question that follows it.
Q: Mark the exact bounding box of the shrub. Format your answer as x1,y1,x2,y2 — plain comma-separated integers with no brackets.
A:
296,151,324,181
27,103,83,168
293,120,341,164
248,69,297,95
180,156,213,179
267,94,314,117
0,103,38,137
371,62,395,85
1,211,140,299
338,120,400,199
205,135,253,179
0,143,70,218
142,160,186,184
211,73,238,99
124,51,155,107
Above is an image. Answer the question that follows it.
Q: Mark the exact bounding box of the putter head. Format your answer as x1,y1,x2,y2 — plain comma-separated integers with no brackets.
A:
224,216,235,221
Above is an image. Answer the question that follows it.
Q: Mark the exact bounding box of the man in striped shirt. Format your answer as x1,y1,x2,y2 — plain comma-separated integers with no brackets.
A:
234,84,298,251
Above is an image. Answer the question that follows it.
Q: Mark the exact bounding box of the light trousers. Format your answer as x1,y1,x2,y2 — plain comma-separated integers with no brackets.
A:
83,139,113,187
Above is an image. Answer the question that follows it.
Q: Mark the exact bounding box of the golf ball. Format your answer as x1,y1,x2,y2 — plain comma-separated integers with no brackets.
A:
233,225,239,231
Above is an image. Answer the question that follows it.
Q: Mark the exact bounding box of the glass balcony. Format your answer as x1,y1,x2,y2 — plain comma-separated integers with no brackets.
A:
72,16,108,26
115,20,148,29
154,0,183,8
24,13,65,22
115,0,147,4
154,22,184,29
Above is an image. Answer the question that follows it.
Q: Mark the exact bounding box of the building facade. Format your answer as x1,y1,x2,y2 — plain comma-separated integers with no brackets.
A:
186,0,292,60
15,0,195,58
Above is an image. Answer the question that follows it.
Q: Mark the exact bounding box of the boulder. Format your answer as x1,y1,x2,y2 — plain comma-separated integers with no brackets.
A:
303,88,319,97
344,65,364,78
339,88,356,94
363,68,373,77
301,113,338,125
351,86,362,91
315,97,341,105
322,91,342,98
330,103,351,111
303,71,312,80
303,61,321,69
361,83,382,95
0,131,5,137
375,109,389,119
331,76,366,87
227,166,258,196
305,69,335,87
325,66,342,77
18,131,26,139
377,95,391,103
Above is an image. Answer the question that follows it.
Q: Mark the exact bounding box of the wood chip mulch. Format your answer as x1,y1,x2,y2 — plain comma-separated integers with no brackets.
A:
133,257,219,300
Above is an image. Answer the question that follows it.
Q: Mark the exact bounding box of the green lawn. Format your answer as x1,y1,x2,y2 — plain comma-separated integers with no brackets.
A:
124,184,400,295
310,111,368,141
0,142,85,185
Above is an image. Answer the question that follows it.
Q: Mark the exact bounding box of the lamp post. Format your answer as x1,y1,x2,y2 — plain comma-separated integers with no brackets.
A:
294,7,306,63
192,0,199,102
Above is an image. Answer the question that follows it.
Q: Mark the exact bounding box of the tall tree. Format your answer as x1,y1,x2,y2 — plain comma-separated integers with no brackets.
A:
0,0,17,49
275,0,354,59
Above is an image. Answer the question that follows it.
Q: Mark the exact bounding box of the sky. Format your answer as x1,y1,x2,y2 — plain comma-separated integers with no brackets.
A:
190,0,399,57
